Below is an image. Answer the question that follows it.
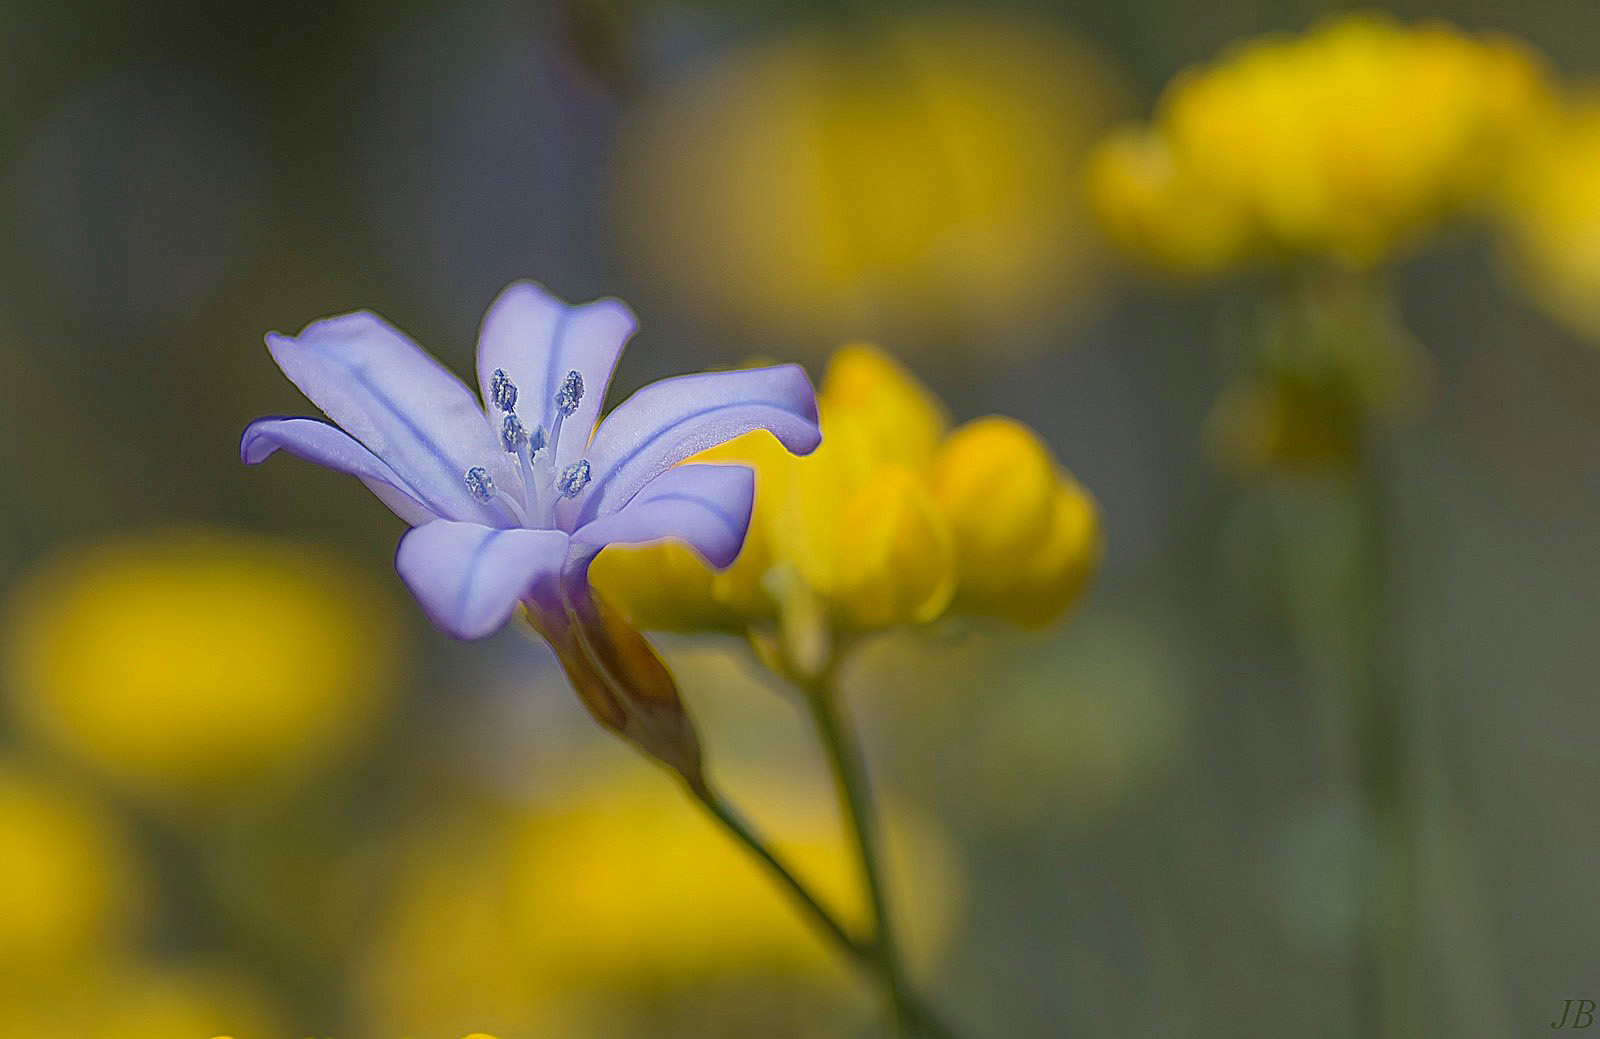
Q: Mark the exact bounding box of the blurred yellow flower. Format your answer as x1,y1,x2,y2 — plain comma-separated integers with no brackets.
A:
611,10,1126,345
930,417,1101,626
3,529,402,805
0,761,143,980
591,344,1099,655
357,759,959,1038
1500,95,1600,338
0,962,280,1039
1089,13,1554,273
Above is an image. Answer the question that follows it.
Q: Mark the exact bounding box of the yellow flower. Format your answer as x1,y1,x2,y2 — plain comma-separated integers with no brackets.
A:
1089,13,1554,273
356,756,958,1038
2,529,402,805
610,10,1126,345
0,762,143,980
591,345,1099,650
930,417,1100,625
1500,96,1600,338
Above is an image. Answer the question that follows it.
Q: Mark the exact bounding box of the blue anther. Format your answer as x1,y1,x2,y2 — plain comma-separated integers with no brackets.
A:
555,370,584,416
490,369,518,413
556,459,591,499
464,466,495,503
500,414,528,452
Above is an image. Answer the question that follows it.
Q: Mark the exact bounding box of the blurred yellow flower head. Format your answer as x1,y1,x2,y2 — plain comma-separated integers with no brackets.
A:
612,10,1126,345
1089,14,1554,273
0,762,143,980
591,345,1099,651
358,762,959,1037
1500,95,1600,338
3,529,402,805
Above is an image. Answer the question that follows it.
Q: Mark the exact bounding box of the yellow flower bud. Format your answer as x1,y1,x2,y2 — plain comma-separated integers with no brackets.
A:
782,397,955,631
981,477,1102,627
819,343,948,468
818,468,956,630
595,345,1097,647
931,417,1059,601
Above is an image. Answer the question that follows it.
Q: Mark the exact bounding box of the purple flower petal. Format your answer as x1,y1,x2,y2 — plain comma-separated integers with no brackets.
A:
570,463,755,572
474,281,636,465
561,365,820,528
241,416,439,526
266,311,517,527
395,520,571,640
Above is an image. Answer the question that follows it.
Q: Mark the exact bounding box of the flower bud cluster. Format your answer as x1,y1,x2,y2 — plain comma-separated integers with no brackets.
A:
592,344,1099,643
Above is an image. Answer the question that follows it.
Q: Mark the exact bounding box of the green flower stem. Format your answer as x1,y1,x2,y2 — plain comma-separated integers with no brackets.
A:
685,775,871,965
683,773,961,1039
802,669,919,1038
1351,431,1418,1039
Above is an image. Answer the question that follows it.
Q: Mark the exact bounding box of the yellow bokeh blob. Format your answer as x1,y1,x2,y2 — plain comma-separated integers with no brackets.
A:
611,10,1127,345
0,762,142,979
1500,96,1600,339
3,529,402,804
1089,13,1554,274
357,762,960,1038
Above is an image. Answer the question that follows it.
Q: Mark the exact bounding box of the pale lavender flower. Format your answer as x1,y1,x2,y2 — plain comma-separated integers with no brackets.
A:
241,281,820,646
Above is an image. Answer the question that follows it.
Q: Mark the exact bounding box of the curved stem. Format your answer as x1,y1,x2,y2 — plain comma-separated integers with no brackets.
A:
686,776,874,967
803,671,917,1038
684,773,962,1039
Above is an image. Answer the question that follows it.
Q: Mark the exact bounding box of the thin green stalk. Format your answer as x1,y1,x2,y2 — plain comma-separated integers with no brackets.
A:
686,776,874,966
1350,430,1418,1039
803,671,918,1038
684,774,962,1039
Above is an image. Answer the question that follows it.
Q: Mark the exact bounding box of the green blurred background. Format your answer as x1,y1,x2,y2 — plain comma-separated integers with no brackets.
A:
2,0,1599,1036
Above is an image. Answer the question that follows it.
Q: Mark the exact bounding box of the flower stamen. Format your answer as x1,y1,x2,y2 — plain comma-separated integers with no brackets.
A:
556,459,592,499
555,369,584,416
490,368,518,413
464,466,495,502
465,464,529,524
547,369,586,468
500,414,528,452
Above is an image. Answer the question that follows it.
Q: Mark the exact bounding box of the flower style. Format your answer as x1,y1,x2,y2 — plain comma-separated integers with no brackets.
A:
242,281,821,774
